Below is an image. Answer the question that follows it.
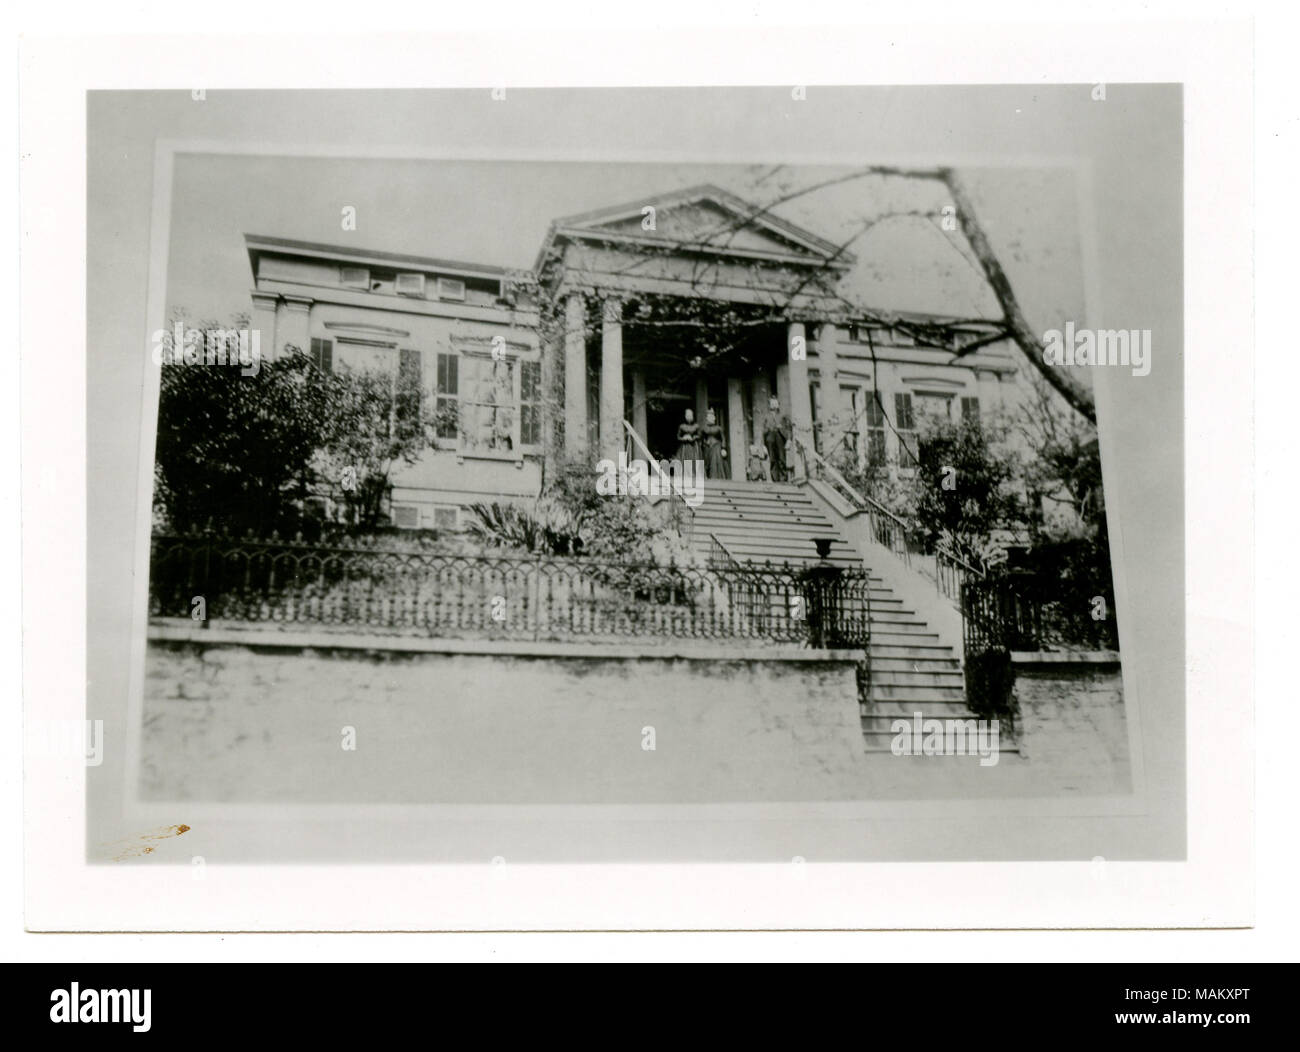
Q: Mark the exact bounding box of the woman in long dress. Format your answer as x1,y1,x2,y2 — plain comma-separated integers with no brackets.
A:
701,409,727,479
675,408,702,465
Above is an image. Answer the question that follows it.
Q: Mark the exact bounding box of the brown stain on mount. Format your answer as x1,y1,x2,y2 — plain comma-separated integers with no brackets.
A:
104,823,191,862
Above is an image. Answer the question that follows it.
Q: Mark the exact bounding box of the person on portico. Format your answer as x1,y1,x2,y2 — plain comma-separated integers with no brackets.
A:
701,409,727,479
537,185,854,479
675,408,701,463
763,398,790,483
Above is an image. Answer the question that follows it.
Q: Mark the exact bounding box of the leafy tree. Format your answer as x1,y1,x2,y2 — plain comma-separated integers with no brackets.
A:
154,336,332,535
541,456,664,562
1012,373,1105,535
312,362,441,530
909,413,1023,549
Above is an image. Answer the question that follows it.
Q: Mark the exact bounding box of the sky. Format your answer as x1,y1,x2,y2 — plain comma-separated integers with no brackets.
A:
165,153,1086,331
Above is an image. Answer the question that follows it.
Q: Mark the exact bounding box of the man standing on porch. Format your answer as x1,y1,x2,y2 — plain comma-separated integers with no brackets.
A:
763,397,789,482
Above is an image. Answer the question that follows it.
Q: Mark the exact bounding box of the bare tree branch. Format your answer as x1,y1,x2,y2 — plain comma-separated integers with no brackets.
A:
938,168,1096,424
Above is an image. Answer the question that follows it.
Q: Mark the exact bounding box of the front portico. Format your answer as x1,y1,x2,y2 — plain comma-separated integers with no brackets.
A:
535,184,855,479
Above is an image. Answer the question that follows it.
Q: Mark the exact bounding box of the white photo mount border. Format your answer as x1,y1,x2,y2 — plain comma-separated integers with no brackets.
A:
20,24,1247,931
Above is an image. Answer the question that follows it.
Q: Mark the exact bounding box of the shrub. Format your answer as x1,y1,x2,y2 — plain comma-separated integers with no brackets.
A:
963,648,1018,735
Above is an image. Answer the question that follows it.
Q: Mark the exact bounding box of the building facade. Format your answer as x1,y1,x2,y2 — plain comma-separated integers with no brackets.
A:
244,184,1022,529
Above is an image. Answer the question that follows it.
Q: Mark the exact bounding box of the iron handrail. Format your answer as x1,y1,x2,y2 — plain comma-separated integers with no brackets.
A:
622,419,697,515
791,434,913,532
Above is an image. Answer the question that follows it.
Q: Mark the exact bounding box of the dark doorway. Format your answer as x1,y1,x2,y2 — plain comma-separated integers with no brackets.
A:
644,389,693,462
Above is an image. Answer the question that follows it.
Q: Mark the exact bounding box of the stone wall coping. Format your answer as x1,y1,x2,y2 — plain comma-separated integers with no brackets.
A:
148,621,864,663
1010,649,1121,666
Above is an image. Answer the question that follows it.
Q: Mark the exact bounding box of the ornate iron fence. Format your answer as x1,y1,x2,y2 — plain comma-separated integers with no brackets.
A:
149,532,873,648
961,571,1119,654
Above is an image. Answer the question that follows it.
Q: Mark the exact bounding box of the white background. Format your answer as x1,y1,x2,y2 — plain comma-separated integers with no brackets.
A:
6,0,1291,960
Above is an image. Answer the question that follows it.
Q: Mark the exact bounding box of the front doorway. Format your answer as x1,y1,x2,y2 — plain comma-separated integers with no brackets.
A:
643,388,693,463
639,379,736,479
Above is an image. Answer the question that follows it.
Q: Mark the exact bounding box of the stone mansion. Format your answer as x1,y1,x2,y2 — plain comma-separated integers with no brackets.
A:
242,184,1022,531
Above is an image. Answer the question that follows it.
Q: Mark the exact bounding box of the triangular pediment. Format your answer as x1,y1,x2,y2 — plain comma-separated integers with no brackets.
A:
551,185,852,268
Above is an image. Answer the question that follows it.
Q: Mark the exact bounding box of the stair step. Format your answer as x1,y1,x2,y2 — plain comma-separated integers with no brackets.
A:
869,643,959,658
869,688,968,704
871,656,963,672
698,514,839,528
700,516,838,530
862,743,1021,753
699,491,821,504
710,536,861,553
871,630,941,643
705,491,817,504
871,670,966,686
708,482,807,493
702,528,850,546
862,703,979,718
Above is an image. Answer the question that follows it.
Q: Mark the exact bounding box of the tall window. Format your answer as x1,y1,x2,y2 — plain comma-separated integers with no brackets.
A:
864,394,887,468
459,354,516,454
432,348,540,453
840,385,860,459
434,352,459,439
396,348,422,429
895,392,918,468
520,359,542,446
809,382,822,453
310,337,333,372
961,395,981,426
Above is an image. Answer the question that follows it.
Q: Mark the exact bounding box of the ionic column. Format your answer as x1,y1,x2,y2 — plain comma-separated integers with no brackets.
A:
599,297,624,462
726,378,746,480
563,293,588,459
786,321,813,479
813,323,845,452
631,370,648,444
751,373,773,420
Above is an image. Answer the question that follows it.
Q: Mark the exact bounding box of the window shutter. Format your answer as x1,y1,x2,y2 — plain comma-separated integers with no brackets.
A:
894,392,914,431
520,359,542,446
434,352,459,439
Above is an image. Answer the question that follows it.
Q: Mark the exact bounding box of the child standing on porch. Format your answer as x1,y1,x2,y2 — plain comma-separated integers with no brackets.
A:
746,441,771,482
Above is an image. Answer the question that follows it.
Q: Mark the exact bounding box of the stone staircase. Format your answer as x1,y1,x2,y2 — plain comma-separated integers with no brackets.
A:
691,479,864,567
692,479,1014,753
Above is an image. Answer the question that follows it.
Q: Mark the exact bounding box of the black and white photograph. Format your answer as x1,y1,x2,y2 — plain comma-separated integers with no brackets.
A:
84,85,1177,867
140,147,1135,811
14,11,1271,948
